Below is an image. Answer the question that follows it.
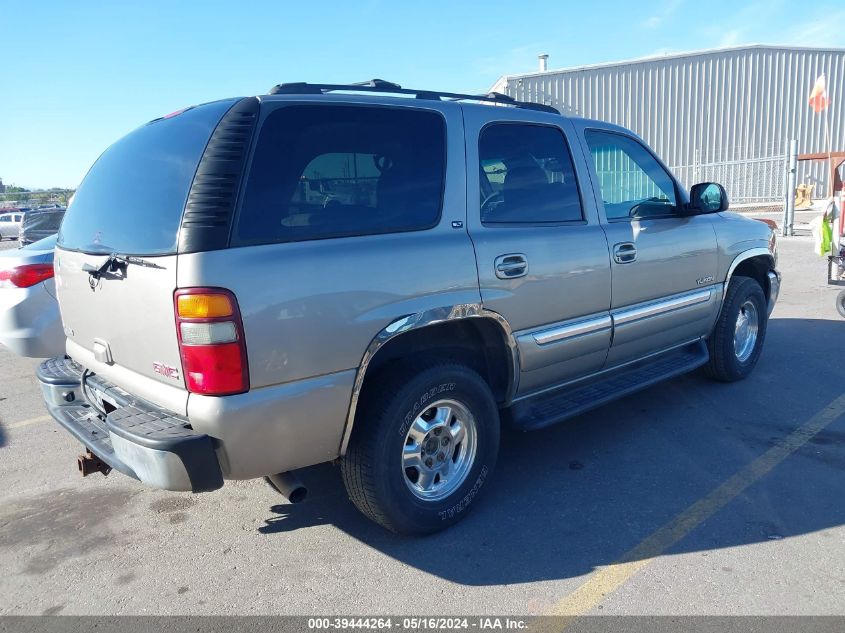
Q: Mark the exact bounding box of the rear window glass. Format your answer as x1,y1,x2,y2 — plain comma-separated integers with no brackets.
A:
233,105,445,245
58,99,236,255
23,209,64,232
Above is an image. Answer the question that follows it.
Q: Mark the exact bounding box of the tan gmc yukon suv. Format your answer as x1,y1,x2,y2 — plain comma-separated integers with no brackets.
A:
38,80,780,534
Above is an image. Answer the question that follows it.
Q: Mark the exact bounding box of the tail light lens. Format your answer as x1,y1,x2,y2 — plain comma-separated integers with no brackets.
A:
0,263,54,289
174,288,249,396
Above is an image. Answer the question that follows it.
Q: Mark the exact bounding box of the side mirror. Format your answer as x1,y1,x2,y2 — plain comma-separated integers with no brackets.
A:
689,182,729,214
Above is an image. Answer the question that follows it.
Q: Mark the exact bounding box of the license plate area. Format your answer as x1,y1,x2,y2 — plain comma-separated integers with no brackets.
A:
83,374,131,416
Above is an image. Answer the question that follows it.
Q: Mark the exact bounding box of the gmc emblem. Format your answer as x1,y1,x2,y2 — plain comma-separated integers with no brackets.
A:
152,362,181,380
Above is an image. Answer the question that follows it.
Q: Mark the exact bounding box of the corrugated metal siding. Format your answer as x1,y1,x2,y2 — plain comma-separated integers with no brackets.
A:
500,46,845,202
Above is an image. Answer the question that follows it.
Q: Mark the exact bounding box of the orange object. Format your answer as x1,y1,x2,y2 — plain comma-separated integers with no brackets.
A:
754,218,778,231
809,74,830,113
176,292,234,319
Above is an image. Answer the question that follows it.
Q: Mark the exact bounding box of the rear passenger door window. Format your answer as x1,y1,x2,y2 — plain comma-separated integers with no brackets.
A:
234,105,446,245
585,130,678,221
479,123,583,225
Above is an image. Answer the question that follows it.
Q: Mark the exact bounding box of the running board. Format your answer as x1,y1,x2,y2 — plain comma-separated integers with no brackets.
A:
510,341,709,431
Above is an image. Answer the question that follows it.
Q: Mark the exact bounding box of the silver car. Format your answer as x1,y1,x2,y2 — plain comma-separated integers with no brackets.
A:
0,211,24,240
37,81,780,534
0,235,64,357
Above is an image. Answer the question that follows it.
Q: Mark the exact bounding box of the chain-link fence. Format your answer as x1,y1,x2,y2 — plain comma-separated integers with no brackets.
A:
0,190,73,209
669,141,790,206
672,156,787,205
670,142,836,207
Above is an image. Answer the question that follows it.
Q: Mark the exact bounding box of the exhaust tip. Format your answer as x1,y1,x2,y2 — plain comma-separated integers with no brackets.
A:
267,472,308,503
287,486,308,504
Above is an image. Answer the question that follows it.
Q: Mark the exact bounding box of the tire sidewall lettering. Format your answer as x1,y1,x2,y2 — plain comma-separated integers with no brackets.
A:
398,382,456,436
438,464,488,521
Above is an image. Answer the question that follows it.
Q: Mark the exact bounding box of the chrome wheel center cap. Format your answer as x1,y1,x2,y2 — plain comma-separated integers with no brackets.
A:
423,436,440,456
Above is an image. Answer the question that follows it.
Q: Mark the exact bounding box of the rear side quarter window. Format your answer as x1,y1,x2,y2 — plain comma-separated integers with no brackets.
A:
234,105,447,245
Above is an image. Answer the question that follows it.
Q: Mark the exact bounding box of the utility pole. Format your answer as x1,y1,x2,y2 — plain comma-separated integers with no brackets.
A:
782,139,797,237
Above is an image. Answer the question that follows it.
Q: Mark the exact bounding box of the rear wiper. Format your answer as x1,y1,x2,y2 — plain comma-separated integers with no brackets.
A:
83,253,165,283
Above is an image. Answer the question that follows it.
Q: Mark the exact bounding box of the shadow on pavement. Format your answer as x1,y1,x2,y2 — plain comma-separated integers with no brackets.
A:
259,318,845,586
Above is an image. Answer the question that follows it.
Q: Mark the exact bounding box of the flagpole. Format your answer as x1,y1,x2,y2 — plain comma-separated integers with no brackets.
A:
824,101,833,198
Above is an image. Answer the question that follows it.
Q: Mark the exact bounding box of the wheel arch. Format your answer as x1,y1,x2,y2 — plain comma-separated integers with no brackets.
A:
725,248,776,302
339,306,519,455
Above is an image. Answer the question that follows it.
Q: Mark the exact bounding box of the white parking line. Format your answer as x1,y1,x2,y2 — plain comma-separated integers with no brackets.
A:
3,415,51,430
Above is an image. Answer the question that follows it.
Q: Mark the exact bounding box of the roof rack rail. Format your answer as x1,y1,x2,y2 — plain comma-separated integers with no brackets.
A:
266,79,559,114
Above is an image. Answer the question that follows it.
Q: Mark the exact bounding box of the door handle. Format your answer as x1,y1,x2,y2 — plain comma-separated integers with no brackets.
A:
494,253,528,279
613,242,637,264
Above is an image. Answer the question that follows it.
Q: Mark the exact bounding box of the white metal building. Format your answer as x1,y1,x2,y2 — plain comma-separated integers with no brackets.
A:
491,45,845,203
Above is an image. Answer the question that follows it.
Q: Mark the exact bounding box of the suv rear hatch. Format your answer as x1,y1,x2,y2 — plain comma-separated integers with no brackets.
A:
55,98,243,413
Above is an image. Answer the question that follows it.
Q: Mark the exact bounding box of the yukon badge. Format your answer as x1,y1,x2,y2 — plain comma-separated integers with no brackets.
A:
152,362,181,380
696,275,715,285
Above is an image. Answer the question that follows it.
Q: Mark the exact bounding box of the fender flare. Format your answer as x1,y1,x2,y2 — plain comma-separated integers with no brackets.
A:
338,304,519,455
725,247,776,288
718,247,779,322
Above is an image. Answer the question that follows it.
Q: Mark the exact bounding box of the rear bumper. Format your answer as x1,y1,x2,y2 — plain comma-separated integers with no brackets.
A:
37,356,223,492
0,284,64,358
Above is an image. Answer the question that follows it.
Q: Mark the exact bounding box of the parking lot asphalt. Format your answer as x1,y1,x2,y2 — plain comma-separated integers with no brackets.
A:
0,229,843,616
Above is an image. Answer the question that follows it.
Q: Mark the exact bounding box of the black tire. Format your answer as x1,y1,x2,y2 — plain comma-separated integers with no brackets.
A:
836,290,845,319
341,361,499,535
705,275,768,382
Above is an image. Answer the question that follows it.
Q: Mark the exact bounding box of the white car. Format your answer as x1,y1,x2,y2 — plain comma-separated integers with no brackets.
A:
0,235,64,357
0,211,24,240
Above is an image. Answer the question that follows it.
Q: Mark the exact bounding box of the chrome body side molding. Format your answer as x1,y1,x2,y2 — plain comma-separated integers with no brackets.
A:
339,304,520,455
612,288,714,326
532,314,612,346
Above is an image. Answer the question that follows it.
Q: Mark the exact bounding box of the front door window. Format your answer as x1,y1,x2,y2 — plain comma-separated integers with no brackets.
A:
585,130,677,220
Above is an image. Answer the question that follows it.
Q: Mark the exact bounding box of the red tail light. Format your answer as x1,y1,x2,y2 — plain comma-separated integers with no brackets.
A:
0,263,54,289
174,288,249,396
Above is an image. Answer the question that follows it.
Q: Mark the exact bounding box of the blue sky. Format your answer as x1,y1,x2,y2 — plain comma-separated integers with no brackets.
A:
1,0,843,189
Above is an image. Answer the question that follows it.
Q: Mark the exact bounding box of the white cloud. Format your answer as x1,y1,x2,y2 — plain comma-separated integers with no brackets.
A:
718,29,744,47
787,9,845,47
641,0,684,30
699,2,845,49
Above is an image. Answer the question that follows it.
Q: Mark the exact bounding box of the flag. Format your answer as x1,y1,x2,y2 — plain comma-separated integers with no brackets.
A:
808,74,830,113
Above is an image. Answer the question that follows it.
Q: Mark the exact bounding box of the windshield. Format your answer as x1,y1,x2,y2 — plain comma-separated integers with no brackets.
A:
57,99,236,256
